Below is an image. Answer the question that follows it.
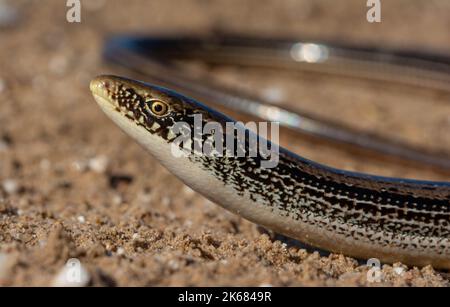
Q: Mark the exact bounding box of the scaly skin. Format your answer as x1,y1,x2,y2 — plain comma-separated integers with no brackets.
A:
90,75,450,269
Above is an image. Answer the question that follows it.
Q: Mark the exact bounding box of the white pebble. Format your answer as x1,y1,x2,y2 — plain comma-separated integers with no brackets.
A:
88,155,108,173
132,233,139,240
2,179,18,194
71,160,87,172
393,267,404,275
116,247,125,256
77,215,86,223
111,194,122,206
51,258,90,287
167,259,179,270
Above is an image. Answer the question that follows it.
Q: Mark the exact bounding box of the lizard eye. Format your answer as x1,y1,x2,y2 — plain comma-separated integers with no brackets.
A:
148,100,169,116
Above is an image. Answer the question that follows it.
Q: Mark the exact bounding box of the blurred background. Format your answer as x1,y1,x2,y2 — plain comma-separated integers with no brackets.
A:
0,0,449,286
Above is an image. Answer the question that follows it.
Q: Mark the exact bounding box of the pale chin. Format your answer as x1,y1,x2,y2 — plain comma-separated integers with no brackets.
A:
92,94,115,112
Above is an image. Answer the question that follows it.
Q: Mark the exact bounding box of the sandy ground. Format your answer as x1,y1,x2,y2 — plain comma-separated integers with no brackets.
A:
0,0,450,286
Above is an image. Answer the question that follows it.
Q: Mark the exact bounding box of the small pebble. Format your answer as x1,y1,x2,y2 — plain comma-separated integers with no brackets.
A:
116,247,125,256
71,160,87,172
393,267,405,275
77,215,86,224
2,179,18,194
392,263,407,276
167,259,180,270
52,259,90,287
88,155,108,173
111,194,122,206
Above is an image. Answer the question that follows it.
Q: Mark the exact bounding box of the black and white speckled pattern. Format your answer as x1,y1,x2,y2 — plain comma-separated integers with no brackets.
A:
92,75,450,268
